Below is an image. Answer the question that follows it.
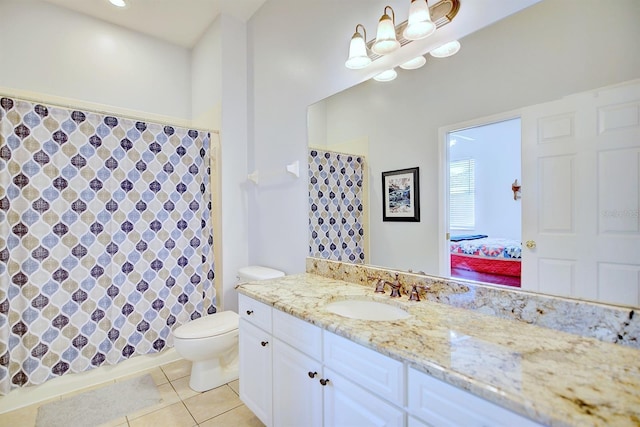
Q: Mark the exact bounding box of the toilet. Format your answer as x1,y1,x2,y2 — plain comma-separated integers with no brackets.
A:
173,266,285,392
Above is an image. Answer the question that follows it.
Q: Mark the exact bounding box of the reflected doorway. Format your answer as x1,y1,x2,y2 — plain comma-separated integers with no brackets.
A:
446,118,522,287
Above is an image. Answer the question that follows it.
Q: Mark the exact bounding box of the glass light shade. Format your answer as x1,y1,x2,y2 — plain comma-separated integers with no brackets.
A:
399,56,426,70
373,69,398,82
345,32,371,69
430,40,461,58
109,0,126,7
403,0,436,40
372,13,400,55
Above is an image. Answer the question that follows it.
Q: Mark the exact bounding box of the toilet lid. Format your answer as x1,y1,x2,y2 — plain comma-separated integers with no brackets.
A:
173,311,239,339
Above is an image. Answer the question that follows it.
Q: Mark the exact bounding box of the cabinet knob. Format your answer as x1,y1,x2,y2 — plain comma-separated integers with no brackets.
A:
308,371,318,379
319,378,330,386
246,310,254,315
525,240,536,249
261,341,268,347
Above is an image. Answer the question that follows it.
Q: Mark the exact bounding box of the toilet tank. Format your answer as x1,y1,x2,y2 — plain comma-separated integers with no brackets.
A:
237,265,285,282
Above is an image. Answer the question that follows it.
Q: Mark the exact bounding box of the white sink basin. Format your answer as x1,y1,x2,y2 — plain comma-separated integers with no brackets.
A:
325,299,411,321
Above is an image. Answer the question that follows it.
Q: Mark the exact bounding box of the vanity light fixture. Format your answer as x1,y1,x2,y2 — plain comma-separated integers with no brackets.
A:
345,24,372,69
373,68,398,82
372,6,401,55
399,55,427,70
344,0,460,71
403,0,436,40
109,0,127,7
429,40,461,58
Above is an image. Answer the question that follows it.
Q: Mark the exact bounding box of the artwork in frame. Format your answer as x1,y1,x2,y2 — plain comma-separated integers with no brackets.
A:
382,167,420,222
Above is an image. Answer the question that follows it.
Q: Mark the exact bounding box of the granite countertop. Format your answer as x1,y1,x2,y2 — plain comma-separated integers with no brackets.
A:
236,273,640,427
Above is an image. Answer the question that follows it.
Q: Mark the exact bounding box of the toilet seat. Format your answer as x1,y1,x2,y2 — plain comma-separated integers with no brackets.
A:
173,311,239,339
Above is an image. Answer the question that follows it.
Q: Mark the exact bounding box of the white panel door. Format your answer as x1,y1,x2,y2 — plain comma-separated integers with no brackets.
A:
521,80,640,304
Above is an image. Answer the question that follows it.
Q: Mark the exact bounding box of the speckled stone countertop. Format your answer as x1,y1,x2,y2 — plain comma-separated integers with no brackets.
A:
236,273,640,427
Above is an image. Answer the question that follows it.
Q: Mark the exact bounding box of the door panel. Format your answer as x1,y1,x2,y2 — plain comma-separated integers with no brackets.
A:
522,80,640,305
537,155,575,232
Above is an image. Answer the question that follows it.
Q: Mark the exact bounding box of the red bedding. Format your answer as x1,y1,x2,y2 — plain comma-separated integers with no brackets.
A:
450,237,521,277
450,254,521,277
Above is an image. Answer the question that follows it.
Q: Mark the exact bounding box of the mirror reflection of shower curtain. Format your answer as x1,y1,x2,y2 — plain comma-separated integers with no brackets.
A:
0,97,215,395
308,149,365,263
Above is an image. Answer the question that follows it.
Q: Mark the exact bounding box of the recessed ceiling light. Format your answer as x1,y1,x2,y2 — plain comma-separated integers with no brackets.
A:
109,0,127,7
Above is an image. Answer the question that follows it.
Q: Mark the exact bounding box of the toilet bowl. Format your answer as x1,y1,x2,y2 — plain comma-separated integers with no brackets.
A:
172,266,285,392
173,311,240,392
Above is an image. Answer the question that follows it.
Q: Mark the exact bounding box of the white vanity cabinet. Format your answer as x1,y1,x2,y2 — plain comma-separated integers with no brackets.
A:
238,293,541,427
271,310,404,427
238,295,274,426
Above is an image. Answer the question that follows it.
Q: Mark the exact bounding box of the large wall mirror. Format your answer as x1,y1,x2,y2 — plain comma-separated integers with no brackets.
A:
307,0,640,306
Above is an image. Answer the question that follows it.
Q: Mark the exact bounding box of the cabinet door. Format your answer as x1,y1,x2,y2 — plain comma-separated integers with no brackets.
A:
323,368,404,427
273,339,323,427
239,318,273,427
323,330,403,405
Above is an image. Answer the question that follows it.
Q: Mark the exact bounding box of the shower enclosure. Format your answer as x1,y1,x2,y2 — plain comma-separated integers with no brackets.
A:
0,96,215,395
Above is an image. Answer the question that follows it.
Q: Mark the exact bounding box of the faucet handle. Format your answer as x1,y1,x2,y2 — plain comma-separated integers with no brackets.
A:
408,284,429,301
374,279,386,293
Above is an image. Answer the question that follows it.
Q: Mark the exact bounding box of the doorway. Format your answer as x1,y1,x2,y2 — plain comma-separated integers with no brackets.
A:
446,118,522,287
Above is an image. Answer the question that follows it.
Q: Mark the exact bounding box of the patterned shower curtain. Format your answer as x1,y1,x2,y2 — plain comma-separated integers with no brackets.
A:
0,97,215,395
308,149,365,263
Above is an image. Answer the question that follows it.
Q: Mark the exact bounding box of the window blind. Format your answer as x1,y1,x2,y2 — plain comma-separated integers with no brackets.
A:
449,159,475,229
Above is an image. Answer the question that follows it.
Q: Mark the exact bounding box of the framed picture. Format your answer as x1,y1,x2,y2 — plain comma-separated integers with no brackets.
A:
382,167,420,222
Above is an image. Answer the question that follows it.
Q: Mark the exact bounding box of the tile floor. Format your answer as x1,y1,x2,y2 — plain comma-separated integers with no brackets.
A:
0,359,264,427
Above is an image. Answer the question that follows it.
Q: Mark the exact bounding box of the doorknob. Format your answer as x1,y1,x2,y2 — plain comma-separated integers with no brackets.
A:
525,240,536,249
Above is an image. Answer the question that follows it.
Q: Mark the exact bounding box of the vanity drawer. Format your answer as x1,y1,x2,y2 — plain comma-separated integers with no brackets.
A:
323,330,403,405
238,294,272,333
408,366,541,427
273,309,322,360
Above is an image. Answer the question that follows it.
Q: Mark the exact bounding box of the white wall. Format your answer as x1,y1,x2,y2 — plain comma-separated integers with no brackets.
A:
218,15,250,312
0,0,191,120
449,119,521,240
247,0,640,275
191,19,222,129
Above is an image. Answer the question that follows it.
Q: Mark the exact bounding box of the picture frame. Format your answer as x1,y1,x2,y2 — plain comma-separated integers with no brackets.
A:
382,167,420,222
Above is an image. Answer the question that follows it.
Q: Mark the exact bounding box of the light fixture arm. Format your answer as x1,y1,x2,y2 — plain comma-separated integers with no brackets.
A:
355,23,367,43
383,5,395,23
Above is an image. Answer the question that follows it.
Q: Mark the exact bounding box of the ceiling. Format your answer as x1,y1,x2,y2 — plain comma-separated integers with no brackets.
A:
41,0,268,48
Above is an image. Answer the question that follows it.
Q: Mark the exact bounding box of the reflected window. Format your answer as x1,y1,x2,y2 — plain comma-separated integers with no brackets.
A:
450,159,475,229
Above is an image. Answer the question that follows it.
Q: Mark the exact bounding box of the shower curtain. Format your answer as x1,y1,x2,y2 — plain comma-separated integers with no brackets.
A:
308,149,365,263
0,96,215,395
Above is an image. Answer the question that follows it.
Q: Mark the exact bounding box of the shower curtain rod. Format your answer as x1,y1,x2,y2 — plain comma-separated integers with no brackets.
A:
309,146,367,159
0,89,219,135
